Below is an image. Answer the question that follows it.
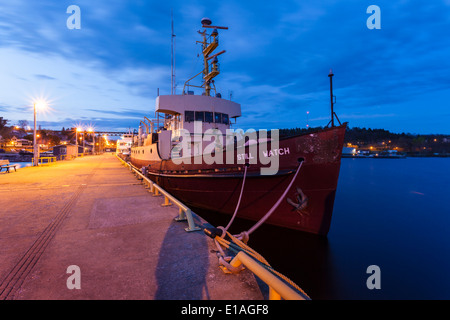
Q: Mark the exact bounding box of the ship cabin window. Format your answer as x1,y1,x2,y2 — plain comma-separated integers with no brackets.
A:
222,113,229,125
214,112,222,123
186,110,223,123
204,111,213,123
195,111,204,122
185,111,194,122
214,112,229,124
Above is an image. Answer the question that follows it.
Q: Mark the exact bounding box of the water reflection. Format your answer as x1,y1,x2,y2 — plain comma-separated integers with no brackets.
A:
195,158,450,300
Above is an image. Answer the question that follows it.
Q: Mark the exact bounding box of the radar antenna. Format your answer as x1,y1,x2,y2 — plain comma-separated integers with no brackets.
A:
183,18,228,96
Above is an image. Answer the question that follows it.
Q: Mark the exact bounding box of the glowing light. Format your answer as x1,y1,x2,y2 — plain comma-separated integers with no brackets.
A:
34,100,48,111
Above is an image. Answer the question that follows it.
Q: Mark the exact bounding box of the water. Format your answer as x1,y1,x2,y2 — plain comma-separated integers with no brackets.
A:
197,157,450,299
6,162,32,170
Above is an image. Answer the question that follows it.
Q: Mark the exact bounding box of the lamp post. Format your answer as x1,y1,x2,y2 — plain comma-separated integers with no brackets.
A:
76,127,82,156
33,101,47,166
33,104,37,166
88,127,95,154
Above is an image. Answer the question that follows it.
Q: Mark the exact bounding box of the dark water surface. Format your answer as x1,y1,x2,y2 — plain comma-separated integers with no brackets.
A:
197,157,450,300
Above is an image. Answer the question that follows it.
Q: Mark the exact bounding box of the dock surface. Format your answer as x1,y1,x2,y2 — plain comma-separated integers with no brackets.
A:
0,154,264,300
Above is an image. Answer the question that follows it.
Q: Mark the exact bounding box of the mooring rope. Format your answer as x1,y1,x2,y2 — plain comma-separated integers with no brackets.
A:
247,160,303,235
223,164,248,232
207,160,309,299
232,160,304,242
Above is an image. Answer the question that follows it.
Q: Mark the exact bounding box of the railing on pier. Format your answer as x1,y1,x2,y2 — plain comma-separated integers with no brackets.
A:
229,251,309,300
59,154,76,161
115,155,200,232
114,154,309,300
32,156,57,166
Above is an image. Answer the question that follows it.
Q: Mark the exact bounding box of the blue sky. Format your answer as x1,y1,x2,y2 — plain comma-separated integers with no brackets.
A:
0,0,449,134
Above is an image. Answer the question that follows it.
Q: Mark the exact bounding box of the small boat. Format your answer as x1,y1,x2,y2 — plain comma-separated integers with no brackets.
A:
116,133,133,156
130,18,347,236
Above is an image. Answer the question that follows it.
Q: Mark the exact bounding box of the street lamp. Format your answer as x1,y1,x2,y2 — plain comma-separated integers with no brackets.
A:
83,129,85,156
33,100,47,166
88,127,95,154
103,134,107,153
76,127,82,156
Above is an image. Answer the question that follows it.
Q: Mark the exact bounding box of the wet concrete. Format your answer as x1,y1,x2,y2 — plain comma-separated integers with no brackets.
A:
0,154,265,300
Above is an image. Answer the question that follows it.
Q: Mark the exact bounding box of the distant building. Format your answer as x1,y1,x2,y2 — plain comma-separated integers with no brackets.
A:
342,147,356,157
52,144,83,160
9,136,32,146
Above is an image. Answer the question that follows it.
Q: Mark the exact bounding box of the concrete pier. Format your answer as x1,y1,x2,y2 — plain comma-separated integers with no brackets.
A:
0,154,264,300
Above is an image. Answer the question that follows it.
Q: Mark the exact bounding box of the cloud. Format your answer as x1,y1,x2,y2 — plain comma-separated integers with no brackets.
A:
85,108,151,119
34,74,56,81
0,104,11,112
0,46,164,130
0,0,449,134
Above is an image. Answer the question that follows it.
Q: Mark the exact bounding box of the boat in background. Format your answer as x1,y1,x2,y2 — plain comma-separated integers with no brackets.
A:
129,19,347,236
116,133,133,157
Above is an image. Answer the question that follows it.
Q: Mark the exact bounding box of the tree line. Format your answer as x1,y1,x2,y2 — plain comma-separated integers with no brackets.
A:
279,125,449,154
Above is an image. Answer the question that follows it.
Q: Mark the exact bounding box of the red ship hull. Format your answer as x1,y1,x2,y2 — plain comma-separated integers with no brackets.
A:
131,124,347,236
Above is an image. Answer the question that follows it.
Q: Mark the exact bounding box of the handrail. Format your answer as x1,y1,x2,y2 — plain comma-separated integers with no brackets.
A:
140,121,149,135
115,155,200,232
32,156,57,166
230,251,310,300
115,154,308,300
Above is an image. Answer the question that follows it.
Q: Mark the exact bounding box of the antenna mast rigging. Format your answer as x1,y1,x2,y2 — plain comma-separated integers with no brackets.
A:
182,18,228,96
171,10,176,95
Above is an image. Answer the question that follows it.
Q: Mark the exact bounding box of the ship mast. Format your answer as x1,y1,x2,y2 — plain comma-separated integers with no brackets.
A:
171,10,176,95
329,69,334,127
183,18,228,96
328,69,342,127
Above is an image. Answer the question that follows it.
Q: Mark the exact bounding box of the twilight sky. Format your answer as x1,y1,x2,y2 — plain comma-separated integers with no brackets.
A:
1,0,449,134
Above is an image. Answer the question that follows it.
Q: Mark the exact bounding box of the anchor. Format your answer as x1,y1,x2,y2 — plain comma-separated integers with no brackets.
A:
287,187,309,215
